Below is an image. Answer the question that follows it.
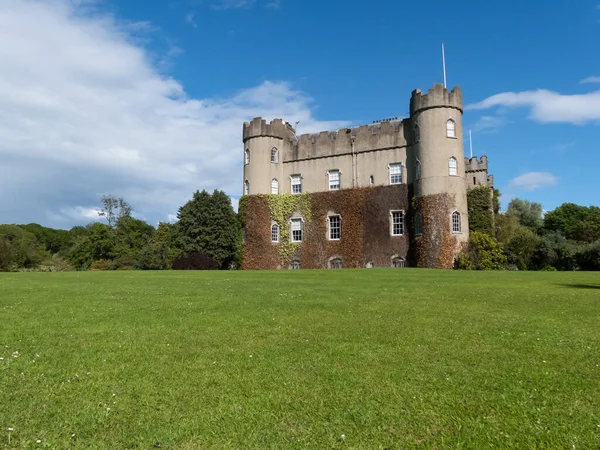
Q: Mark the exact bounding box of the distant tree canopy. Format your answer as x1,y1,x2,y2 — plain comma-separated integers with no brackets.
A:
543,203,600,243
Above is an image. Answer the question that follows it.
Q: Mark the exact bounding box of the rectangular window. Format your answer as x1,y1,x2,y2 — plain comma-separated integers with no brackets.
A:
391,211,404,236
290,218,303,242
389,163,402,184
328,215,341,240
328,170,340,190
291,175,302,194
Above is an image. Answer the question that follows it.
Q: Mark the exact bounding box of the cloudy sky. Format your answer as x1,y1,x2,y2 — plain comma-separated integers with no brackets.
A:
0,0,599,228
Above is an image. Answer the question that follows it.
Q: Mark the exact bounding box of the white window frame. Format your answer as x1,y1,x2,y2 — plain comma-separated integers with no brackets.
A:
452,211,462,233
446,119,456,138
290,218,303,242
244,149,250,165
390,210,404,236
271,147,279,163
328,170,340,191
271,223,279,243
448,157,458,176
271,178,279,195
415,212,423,236
328,215,341,241
291,175,302,194
289,258,301,270
389,163,402,185
244,180,249,195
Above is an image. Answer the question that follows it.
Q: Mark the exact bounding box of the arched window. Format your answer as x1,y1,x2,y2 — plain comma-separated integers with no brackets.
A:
244,180,250,195
446,119,456,138
271,223,279,242
415,213,423,236
271,178,279,195
452,211,461,233
448,157,457,176
329,256,343,269
392,257,406,268
289,258,301,270
244,149,250,165
415,159,421,179
271,147,279,163
414,124,420,143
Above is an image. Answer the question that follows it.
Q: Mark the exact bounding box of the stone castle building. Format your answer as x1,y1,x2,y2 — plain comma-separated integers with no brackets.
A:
240,84,493,270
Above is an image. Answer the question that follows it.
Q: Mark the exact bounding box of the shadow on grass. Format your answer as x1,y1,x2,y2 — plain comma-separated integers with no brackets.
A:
557,284,600,290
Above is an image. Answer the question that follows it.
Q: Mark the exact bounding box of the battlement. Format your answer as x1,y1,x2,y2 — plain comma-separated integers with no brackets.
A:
291,119,407,159
464,155,488,172
243,117,296,142
410,84,463,116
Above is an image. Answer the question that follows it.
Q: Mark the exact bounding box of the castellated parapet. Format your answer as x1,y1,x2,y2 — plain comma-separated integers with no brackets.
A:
410,84,463,116
243,118,296,142
464,156,494,189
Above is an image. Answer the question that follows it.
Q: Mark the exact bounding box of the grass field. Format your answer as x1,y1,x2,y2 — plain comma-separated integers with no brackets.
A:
0,270,599,449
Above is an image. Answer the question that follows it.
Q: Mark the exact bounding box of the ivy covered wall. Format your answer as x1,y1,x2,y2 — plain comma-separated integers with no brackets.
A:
241,185,409,270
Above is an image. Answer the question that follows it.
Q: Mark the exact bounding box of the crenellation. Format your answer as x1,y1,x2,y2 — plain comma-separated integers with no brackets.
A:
410,84,463,116
464,155,489,172
243,117,295,142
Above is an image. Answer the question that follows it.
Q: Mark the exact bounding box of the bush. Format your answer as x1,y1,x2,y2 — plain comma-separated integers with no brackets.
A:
470,232,506,270
575,240,600,271
172,252,217,270
454,251,472,270
90,259,113,271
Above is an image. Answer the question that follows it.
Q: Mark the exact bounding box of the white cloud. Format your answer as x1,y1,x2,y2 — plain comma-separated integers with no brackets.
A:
0,0,349,228
470,115,506,133
265,0,281,9
509,172,559,191
185,12,198,28
212,0,255,9
466,89,600,124
581,76,600,84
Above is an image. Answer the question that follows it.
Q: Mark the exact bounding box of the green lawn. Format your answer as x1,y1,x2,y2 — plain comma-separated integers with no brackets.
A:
0,270,599,449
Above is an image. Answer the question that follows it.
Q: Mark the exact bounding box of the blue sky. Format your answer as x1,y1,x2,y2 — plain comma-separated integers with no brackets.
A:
0,0,599,227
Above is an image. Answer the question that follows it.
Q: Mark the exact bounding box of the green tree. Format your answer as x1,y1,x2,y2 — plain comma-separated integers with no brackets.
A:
504,227,541,270
175,190,241,269
543,203,600,243
113,216,155,260
507,198,543,230
0,225,48,271
98,195,132,227
69,223,114,269
20,223,71,255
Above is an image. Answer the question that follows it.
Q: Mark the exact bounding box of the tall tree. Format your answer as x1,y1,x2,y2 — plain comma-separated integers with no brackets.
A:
507,199,543,230
175,189,241,269
98,195,132,227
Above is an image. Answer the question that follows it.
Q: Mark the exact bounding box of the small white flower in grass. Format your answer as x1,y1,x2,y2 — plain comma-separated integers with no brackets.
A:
0,357,4,360
341,434,346,439
37,439,42,443
249,355,253,358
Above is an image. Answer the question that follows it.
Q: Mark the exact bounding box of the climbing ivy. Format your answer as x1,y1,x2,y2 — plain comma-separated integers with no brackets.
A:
265,193,312,264
468,186,494,235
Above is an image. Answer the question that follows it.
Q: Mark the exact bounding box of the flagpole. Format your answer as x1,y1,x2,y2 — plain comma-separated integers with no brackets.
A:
469,129,473,158
442,43,447,88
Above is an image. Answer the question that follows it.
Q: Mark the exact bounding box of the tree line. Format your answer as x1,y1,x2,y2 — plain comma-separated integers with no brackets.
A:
1,187,599,271
459,187,600,271
0,190,241,272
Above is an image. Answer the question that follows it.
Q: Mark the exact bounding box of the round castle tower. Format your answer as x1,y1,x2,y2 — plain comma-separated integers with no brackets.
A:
242,118,295,195
410,84,469,267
